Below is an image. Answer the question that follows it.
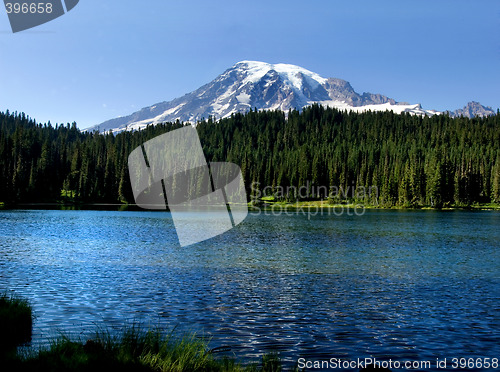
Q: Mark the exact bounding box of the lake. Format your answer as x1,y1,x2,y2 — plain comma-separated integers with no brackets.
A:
0,209,499,371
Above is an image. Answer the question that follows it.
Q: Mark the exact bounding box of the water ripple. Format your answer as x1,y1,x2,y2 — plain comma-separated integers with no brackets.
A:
0,209,499,371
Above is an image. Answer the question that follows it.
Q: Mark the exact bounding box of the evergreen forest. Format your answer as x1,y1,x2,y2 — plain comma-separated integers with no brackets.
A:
1,105,499,208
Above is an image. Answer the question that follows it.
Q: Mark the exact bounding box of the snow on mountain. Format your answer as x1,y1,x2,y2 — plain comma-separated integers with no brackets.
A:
88,61,493,133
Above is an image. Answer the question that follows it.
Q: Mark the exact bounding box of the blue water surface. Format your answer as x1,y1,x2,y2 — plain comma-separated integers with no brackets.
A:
0,209,499,371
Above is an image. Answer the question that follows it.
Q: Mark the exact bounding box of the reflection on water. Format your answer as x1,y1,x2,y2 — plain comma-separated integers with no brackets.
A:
0,209,499,370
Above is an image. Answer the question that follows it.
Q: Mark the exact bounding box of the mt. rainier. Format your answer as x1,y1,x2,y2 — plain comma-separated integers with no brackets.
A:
90,61,495,133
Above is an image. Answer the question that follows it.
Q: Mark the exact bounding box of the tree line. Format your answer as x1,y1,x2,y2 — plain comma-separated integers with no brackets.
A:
1,105,499,207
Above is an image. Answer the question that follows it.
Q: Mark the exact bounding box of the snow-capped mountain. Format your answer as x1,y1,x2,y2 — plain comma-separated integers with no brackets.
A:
89,61,494,133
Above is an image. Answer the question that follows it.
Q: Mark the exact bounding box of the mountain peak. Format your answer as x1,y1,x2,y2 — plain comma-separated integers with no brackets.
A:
88,62,493,133
449,101,496,118
232,60,329,86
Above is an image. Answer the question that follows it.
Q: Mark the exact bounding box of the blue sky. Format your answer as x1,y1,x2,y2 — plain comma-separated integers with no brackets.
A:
0,0,499,129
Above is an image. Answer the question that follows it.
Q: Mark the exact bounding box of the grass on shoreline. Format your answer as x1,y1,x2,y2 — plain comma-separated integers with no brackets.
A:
10,327,287,372
0,293,33,350
0,292,290,371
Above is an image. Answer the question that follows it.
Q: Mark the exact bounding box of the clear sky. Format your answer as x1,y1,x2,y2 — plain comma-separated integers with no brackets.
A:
0,0,499,129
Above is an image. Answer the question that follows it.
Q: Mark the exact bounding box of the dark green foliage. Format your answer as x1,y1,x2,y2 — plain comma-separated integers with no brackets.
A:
12,327,289,372
1,106,499,207
0,112,183,204
198,106,500,207
0,293,32,350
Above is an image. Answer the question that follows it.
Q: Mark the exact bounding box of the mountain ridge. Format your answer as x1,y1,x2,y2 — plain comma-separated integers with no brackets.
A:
89,61,496,133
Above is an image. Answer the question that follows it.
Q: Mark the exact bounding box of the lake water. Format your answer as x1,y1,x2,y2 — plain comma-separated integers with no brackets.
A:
0,209,499,371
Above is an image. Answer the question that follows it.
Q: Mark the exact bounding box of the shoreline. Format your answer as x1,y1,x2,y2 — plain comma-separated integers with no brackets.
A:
1,201,500,211
251,200,500,211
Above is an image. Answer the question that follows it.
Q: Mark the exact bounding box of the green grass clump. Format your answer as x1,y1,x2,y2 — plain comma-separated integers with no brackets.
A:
0,293,33,350
18,326,289,372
